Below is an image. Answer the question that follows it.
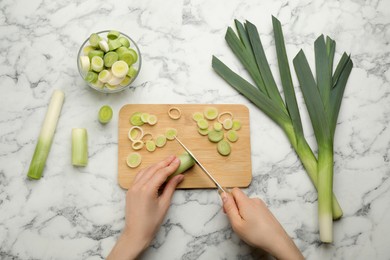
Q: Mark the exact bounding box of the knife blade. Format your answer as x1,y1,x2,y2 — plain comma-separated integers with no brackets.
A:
174,136,227,194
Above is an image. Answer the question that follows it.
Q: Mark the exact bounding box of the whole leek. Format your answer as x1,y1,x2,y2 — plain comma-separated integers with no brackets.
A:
212,17,352,242
27,90,65,179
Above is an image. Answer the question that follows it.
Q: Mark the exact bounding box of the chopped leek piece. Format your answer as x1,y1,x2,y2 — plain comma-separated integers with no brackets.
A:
119,51,134,66
98,105,113,124
105,83,117,90
218,111,233,123
83,45,95,55
80,56,90,73
72,128,88,166
127,152,141,168
155,135,167,147
128,126,143,141
91,56,104,72
145,140,156,152
168,107,181,120
107,30,120,40
208,130,224,143
213,122,223,131
85,71,98,83
99,40,109,52
217,140,231,156
223,118,233,129
88,50,104,60
89,33,101,47
204,107,218,120
140,113,150,123
98,70,112,83
198,128,209,136
165,128,178,140
103,52,118,67
108,38,122,51
130,112,144,126
27,90,65,180
192,112,204,122
118,37,130,48
232,119,242,130
226,130,239,142
142,133,153,142
127,66,138,78
119,76,132,87
111,60,129,78
108,76,124,86
147,114,158,125
92,80,104,89
132,140,144,150
128,48,138,63
116,46,129,56
197,118,209,130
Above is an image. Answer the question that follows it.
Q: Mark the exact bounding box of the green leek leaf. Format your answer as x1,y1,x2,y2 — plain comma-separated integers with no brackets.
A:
272,16,304,140
212,56,290,126
245,21,286,111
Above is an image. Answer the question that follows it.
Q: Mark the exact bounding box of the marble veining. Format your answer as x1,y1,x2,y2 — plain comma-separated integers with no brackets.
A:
1,0,389,259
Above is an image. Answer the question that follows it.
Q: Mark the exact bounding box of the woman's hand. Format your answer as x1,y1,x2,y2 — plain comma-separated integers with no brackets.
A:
108,155,183,260
222,188,304,260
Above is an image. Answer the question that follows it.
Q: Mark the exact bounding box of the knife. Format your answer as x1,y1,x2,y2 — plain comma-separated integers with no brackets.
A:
174,136,227,194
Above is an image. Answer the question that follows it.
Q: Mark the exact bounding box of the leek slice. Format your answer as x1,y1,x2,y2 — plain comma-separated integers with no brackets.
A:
197,128,209,136
208,130,224,143
130,112,144,126
98,105,113,124
213,122,223,132
192,112,204,122
72,128,88,167
145,140,156,152
217,140,231,156
204,107,218,120
155,135,167,147
147,114,158,125
27,90,65,179
165,128,178,140
127,152,141,168
197,119,209,130
222,118,233,130
232,119,242,131
226,130,239,142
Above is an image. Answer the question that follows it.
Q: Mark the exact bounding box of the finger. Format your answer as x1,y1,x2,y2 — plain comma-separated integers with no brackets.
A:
136,155,177,186
221,192,242,226
147,157,181,190
159,174,184,209
133,167,148,184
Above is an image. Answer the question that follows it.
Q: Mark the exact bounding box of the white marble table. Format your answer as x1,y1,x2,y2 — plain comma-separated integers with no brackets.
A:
1,0,389,259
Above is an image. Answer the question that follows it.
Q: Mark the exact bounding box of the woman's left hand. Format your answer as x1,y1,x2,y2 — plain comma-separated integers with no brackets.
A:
108,155,183,260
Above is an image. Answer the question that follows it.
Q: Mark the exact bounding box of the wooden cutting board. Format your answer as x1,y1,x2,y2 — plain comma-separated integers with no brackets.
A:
118,104,252,189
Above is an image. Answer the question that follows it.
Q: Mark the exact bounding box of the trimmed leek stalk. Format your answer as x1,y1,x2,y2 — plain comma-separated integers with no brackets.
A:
169,152,195,178
212,17,352,242
72,128,88,166
27,90,65,179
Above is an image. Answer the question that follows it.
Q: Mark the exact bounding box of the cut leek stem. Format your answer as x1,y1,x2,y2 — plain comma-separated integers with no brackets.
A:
169,152,195,178
72,128,88,167
27,90,65,179
98,105,113,124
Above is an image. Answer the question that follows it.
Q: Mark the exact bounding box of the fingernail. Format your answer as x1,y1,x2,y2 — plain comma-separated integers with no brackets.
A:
174,157,180,164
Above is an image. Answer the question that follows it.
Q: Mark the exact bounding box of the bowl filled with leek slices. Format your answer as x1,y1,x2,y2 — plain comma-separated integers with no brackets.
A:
77,30,141,93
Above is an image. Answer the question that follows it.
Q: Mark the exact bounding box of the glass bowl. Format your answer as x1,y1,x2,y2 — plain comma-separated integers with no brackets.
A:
77,30,142,93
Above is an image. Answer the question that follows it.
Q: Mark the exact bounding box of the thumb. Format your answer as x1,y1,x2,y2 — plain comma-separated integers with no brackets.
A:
221,192,242,225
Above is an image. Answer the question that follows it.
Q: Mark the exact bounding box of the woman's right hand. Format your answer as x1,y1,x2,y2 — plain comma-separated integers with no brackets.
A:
221,188,304,260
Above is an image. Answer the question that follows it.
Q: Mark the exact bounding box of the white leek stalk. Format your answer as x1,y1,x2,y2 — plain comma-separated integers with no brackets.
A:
27,90,65,179
72,128,88,166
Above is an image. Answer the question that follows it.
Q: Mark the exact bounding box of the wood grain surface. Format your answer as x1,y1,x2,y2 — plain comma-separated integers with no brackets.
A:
118,104,252,189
